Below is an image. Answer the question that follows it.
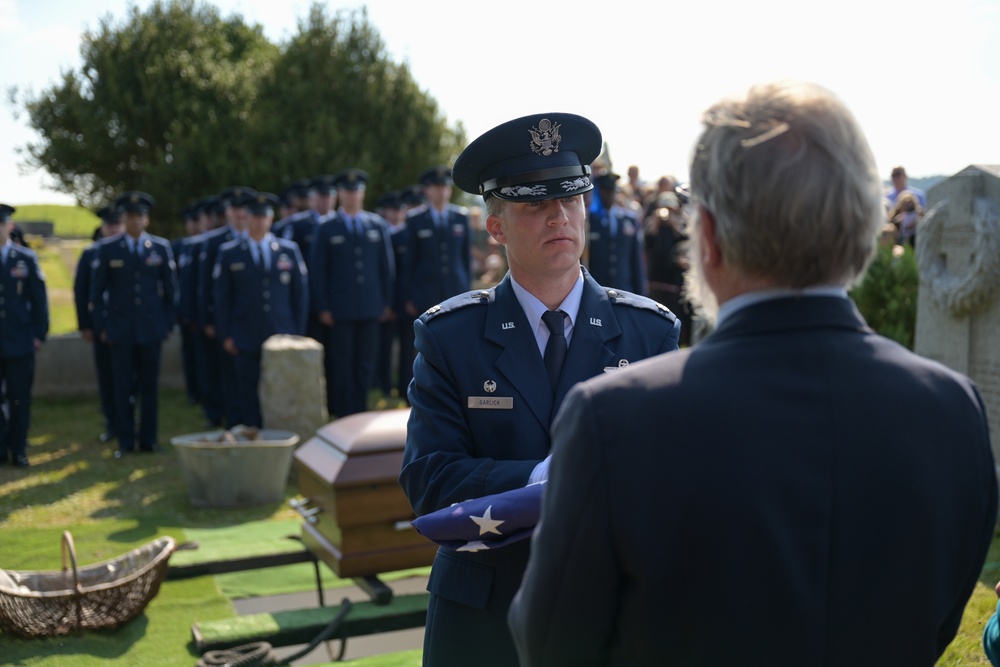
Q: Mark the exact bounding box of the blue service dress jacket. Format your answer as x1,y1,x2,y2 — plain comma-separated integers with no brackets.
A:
90,234,176,346
213,237,308,352
309,211,394,321
0,244,48,358
398,268,680,667
586,205,647,295
404,203,471,312
277,209,320,268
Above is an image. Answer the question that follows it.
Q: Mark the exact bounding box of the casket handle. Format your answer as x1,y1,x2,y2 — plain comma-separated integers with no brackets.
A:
290,497,322,524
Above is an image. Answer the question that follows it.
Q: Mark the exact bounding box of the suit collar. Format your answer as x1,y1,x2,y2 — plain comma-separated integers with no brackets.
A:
709,295,871,342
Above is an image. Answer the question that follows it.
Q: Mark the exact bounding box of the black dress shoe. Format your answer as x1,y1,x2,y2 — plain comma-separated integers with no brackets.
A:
114,448,134,459
13,455,29,467
139,444,161,453
98,431,116,443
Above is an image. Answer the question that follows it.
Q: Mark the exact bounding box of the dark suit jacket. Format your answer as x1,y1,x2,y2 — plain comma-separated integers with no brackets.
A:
213,237,308,352
404,203,471,311
90,233,176,346
509,295,998,667
197,225,237,329
0,244,48,358
399,269,680,666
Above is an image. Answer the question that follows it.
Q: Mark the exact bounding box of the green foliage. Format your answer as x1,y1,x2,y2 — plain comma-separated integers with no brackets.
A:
849,243,919,349
13,0,464,236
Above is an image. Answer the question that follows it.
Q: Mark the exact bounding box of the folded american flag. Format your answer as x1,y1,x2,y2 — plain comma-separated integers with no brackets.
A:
410,482,546,552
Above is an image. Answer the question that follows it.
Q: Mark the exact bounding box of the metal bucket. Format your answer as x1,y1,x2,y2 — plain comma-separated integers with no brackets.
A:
170,430,300,507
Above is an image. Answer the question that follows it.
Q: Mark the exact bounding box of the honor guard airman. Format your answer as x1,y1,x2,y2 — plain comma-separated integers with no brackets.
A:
309,168,395,417
0,204,49,467
404,165,472,316
89,192,176,457
585,170,648,295
213,192,308,428
197,186,256,427
398,113,680,667
74,205,123,442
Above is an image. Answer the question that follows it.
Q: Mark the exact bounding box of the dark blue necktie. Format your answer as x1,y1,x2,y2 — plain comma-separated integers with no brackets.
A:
542,310,567,390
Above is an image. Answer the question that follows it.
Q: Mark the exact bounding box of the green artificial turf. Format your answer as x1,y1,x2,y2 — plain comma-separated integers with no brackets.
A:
179,520,430,599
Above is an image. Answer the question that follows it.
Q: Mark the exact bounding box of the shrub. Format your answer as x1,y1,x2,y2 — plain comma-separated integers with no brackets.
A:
850,243,919,349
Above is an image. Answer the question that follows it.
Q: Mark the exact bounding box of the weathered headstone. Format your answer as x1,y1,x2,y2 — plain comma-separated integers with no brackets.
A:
259,334,328,441
915,165,1000,466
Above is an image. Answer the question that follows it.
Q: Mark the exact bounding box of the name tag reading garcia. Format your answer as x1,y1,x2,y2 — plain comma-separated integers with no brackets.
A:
468,396,513,410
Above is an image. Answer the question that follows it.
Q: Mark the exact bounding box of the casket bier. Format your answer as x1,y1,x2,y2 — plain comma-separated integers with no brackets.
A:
293,408,437,579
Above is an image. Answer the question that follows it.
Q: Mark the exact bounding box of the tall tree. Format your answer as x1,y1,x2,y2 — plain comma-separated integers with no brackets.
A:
14,1,463,233
252,5,464,201
15,0,276,231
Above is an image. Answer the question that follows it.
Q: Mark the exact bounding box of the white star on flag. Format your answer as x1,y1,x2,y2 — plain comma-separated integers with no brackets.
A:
457,541,490,552
470,505,505,536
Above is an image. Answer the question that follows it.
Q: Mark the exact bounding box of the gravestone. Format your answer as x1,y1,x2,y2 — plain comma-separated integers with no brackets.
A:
259,334,328,442
914,165,1000,467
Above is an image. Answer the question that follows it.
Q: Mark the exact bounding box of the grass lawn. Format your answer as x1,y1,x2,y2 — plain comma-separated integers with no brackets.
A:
13,205,100,240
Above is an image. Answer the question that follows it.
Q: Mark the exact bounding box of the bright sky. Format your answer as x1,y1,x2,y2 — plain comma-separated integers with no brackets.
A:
2,0,998,205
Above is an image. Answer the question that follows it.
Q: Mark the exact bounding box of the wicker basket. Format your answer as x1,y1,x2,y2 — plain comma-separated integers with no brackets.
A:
0,531,176,638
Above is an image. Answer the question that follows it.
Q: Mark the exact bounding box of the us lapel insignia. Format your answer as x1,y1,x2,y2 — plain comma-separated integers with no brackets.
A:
590,317,602,326
501,322,515,330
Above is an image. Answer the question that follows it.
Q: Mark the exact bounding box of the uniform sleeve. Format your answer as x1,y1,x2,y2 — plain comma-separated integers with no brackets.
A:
380,219,395,309
162,241,177,331
398,315,538,517
509,382,619,666
73,247,93,330
30,254,49,342
89,247,108,336
291,244,308,334
309,224,329,314
213,252,231,342
197,241,214,328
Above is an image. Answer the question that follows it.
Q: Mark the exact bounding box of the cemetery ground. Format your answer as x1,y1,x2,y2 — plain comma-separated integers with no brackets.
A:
0,390,996,665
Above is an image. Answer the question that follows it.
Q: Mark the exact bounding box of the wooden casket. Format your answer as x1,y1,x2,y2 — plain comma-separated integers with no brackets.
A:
293,408,437,579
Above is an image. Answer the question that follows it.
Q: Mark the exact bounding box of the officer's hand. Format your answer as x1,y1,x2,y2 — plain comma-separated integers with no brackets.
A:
204,325,216,338
379,306,392,323
405,301,419,317
319,311,334,327
81,328,94,343
223,338,238,356
100,331,108,343
33,338,42,353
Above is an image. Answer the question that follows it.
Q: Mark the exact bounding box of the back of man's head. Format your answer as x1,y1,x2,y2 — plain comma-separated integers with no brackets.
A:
689,81,884,289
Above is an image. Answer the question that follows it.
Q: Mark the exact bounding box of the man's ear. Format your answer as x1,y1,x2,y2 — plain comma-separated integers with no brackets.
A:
486,214,506,246
698,205,721,267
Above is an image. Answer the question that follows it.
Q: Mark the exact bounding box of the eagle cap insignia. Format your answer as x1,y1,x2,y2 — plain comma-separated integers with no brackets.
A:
130,194,140,204
529,118,562,156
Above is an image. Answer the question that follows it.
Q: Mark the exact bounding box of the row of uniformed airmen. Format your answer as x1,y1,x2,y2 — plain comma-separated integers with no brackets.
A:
80,166,474,446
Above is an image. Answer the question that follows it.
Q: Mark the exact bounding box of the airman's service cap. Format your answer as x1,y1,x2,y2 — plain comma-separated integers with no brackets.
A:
116,191,155,214
453,112,601,202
